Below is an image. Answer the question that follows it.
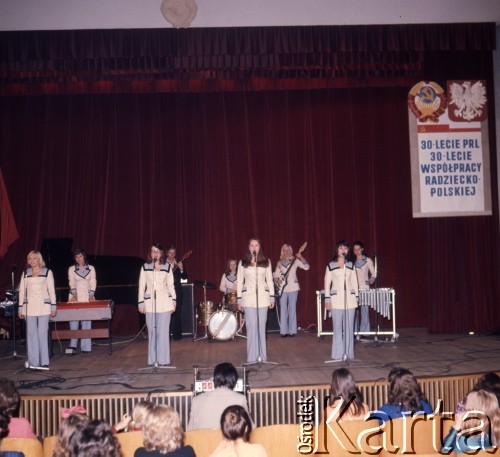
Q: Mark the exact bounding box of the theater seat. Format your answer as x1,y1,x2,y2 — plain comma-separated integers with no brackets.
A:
319,418,382,456
250,424,314,457
42,435,57,457
0,437,43,457
183,428,222,457
114,430,144,457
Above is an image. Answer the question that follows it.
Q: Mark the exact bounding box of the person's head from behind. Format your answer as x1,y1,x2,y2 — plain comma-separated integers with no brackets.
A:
0,379,20,419
70,419,120,457
387,367,426,412
462,390,500,445
474,372,500,403
220,405,252,442
328,368,364,415
0,406,9,440
142,405,183,453
53,413,89,457
131,400,154,430
213,362,238,390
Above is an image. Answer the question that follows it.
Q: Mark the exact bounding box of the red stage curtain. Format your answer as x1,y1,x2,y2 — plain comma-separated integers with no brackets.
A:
0,88,498,333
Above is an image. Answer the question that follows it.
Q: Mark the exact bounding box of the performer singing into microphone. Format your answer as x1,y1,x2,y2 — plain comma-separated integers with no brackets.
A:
18,250,57,368
273,244,309,337
352,241,377,335
166,246,188,340
236,238,275,363
138,244,176,366
67,248,96,354
324,240,359,362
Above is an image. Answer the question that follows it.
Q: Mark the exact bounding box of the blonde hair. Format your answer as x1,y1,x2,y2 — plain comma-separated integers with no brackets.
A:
463,390,500,446
131,400,154,429
52,413,89,457
142,405,183,453
280,244,293,262
27,250,46,269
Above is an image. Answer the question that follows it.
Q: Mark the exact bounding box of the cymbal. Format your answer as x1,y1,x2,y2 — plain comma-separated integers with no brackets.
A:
193,279,216,289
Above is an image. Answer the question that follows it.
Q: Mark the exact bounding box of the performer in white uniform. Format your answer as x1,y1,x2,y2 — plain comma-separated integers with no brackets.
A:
273,244,309,337
324,240,359,361
220,259,238,294
352,241,377,334
67,248,97,354
237,238,275,363
138,243,176,366
18,250,57,368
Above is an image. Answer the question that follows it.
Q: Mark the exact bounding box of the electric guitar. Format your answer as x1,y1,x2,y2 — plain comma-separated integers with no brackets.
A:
275,242,307,298
172,250,193,272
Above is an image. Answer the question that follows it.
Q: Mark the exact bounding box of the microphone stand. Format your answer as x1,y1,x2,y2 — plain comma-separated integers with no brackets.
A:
9,266,18,359
373,253,380,343
244,254,277,370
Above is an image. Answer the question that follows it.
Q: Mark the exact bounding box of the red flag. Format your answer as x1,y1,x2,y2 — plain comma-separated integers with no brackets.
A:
0,168,19,257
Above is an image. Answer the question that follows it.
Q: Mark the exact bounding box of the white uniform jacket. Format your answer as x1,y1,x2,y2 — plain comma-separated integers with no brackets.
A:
219,272,237,294
138,262,176,313
354,256,377,290
68,265,97,301
324,261,359,310
18,268,57,316
273,257,310,293
237,261,275,308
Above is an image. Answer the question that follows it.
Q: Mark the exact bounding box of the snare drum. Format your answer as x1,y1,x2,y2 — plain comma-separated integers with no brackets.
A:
224,292,238,312
196,301,219,326
208,310,238,340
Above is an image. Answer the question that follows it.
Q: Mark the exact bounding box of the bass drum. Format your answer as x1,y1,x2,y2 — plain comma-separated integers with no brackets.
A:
208,310,238,340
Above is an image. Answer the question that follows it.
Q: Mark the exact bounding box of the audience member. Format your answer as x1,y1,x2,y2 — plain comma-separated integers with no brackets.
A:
0,379,36,439
134,405,194,457
188,363,251,431
209,405,267,457
113,400,154,433
441,389,500,454
325,368,369,421
69,419,121,457
372,368,433,423
456,372,500,412
0,405,24,457
53,412,90,457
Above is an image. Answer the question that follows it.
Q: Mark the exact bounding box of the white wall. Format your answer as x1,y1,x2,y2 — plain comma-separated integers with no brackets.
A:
0,0,499,31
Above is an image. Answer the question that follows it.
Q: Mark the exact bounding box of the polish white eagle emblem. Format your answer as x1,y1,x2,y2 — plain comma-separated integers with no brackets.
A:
448,80,487,122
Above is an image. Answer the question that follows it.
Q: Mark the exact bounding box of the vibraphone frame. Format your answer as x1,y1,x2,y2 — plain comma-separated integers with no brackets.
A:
315,288,398,341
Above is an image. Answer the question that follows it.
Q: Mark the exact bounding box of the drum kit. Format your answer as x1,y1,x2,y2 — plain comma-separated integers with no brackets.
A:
192,280,245,342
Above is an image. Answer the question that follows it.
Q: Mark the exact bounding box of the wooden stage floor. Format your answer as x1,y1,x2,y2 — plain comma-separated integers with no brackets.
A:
1,327,499,396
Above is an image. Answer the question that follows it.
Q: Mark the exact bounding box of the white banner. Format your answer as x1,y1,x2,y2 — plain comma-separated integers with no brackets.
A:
408,80,492,218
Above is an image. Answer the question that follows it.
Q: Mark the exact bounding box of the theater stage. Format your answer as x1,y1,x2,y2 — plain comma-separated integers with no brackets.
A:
1,327,499,397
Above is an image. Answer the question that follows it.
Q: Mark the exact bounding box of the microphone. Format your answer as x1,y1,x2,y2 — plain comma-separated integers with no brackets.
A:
252,251,257,261
11,264,17,272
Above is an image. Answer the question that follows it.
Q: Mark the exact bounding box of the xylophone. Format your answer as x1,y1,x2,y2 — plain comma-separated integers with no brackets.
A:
316,288,397,340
